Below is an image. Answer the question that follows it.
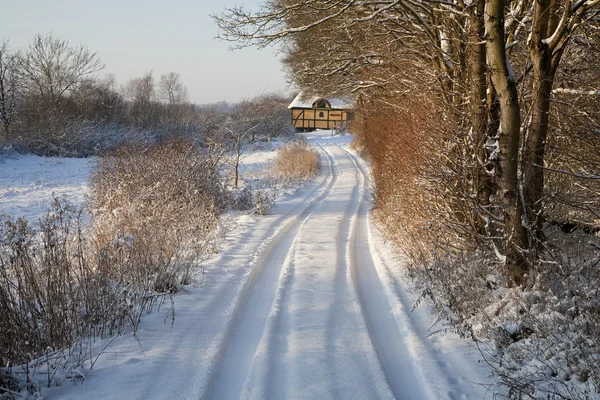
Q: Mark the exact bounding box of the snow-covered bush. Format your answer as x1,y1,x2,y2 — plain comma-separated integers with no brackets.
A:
0,198,169,396
478,229,600,399
230,187,276,215
231,187,255,211
253,190,276,215
274,140,320,181
90,139,225,292
0,139,241,397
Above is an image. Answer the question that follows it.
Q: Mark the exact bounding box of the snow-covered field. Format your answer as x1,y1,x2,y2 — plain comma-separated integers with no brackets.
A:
0,155,91,220
1,133,493,399
0,142,285,221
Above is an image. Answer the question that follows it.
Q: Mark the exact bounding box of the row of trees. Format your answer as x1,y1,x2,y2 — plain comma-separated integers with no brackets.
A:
0,34,203,154
215,0,600,286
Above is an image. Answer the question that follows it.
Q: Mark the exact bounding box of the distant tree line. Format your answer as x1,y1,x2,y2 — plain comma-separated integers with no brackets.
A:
0,33,293,156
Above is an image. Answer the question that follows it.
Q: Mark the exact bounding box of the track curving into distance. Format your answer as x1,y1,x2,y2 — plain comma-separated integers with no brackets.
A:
202,137,455,400
201,143,340,400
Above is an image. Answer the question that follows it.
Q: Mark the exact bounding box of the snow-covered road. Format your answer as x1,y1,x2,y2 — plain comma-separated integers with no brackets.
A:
46,131,490,400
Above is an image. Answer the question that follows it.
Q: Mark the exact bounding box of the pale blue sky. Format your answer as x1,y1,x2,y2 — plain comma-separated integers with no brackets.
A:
2,0,291,104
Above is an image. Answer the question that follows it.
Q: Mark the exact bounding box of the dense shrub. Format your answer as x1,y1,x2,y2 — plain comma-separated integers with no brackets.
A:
90,139,224,291
0,199,167,394
481,230,600,399
353,92,600,397
230,187,276,215
0,140,228,396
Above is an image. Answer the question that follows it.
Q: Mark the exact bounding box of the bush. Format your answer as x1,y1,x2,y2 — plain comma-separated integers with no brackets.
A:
481,231,600,399
274,140,320,180
253,190,276,215
90,139,224,291
0,199,165,394
231,187,276,215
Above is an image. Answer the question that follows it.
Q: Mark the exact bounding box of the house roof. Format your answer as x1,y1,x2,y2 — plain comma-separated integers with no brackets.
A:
288,91,355,110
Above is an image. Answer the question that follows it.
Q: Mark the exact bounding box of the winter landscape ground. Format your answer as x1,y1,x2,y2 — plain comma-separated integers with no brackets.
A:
1,131,493,399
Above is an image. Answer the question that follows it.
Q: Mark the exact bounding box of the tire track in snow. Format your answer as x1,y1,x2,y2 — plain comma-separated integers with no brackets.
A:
255,142,338,399
262,142,392,400
250,143,385,400
364,227,472,400
201,144,340,315
136,147,339,400
258,240,297,400
201,143,340,400
322,144,383,398
339,144,434,400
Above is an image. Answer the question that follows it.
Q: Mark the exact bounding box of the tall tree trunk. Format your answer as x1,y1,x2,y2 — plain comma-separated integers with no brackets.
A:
485,0,529,285
486,82,500,189
468,0,490,223
523,66,554,239
234,161,239,189
523,0,561,243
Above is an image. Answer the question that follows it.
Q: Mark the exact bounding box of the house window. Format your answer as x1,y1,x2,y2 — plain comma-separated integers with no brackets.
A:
319,111,324,118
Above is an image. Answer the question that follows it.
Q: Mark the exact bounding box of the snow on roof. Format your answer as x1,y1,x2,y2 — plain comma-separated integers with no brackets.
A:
288,91,355,110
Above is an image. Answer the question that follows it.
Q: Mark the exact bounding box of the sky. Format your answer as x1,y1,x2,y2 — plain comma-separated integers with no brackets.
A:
2,0,292,105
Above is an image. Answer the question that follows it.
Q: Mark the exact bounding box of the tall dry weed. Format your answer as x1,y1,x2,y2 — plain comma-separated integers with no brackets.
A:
0,198,161,393
0,140,227,395
274,140,320,180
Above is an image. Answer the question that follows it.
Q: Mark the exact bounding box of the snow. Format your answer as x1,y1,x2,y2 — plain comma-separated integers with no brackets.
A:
2,132,492,399
288,91,355,110
0,141,280,221
0,155,91,220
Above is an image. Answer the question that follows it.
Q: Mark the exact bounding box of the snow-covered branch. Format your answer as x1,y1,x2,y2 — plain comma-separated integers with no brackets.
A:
552,88,600,95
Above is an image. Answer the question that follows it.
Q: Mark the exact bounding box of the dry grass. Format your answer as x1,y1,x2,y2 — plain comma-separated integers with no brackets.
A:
352,96,457,258
351,94,498,334
274,140,320,180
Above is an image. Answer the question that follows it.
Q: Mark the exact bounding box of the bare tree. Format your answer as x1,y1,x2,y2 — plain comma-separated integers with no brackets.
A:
253,93,294,140
485,0,529,283
17,33,104,108
215,0,600,285
72,74,125,122
158,72,187,106
124,71,155,104
123,71,158,126
522,0,599,239
0,39,20,137
221,100,260,189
